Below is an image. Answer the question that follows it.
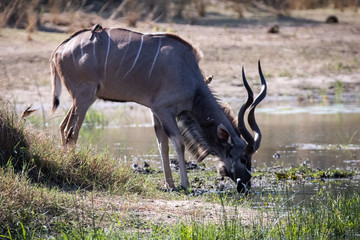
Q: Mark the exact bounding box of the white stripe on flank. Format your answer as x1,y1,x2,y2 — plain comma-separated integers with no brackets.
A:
104,28,112,79
120,32,132,67
124,34,145,78
93,40,96,58
148,37,162,78
80,38,84,58
70,39,76,64
115,31,132,77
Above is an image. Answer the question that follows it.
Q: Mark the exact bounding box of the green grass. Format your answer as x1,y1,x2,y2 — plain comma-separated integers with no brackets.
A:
106,189,359,239
3,187,358,239
335,62,353,73
1,101,360,239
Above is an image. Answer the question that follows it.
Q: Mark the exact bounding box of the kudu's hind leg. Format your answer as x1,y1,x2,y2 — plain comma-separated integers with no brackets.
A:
59,106,75,145
153,114,175,189
153,111,190,189
60,88,96,145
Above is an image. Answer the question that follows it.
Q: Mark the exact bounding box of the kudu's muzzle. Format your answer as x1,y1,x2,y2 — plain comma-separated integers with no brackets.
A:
236,178,251,193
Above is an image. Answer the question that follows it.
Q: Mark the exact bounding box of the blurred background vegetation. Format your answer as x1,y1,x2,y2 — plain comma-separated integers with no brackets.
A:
1,0,359,31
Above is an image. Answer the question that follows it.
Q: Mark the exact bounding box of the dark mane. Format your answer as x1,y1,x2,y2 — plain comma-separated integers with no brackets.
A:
177,112,210,162
177,103,239,162
177,87,240,162
220,102,239,135
208,87,239,135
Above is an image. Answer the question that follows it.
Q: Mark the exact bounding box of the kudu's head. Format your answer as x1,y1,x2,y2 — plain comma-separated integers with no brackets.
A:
216,61,267,193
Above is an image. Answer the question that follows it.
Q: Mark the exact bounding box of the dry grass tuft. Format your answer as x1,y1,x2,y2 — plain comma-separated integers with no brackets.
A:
0,100,150,236
0,101,145,193
0,102,29,169
0,0,39,29
29,138,144,193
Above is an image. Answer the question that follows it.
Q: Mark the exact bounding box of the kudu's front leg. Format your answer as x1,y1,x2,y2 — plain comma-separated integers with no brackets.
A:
170,135,190,189
153,111,190,189
153,114,175,189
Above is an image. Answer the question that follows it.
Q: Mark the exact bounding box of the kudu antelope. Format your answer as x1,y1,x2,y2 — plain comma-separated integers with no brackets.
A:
50,24,267,192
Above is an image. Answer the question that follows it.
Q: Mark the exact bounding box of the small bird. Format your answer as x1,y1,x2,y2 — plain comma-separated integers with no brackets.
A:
272,153,281,159
21,104,37,119
205,75,213,84
267,24,280,34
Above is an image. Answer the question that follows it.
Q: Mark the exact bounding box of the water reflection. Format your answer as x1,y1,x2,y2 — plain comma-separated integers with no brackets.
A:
256,105,360,170
251,177,360,208
77,101,360,170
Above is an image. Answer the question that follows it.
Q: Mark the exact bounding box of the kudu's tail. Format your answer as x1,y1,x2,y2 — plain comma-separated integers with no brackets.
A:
50,60,61,114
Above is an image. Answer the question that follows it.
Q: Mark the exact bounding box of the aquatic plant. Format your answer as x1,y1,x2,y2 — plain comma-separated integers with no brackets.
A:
335,79,343,103
273,164,355,181
83,108,107,128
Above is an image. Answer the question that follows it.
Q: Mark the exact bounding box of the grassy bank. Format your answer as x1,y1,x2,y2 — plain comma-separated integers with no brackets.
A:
1,102,360,239
54,189,360,239
0,102,153,237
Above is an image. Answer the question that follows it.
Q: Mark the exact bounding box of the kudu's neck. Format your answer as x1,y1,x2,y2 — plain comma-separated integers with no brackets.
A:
192,85,238,138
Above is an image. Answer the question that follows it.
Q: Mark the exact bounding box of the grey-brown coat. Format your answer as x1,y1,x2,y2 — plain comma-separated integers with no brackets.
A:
50,25,267,192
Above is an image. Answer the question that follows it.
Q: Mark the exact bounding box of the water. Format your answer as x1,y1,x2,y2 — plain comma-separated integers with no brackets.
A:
77,101,360,172
256,103,360,170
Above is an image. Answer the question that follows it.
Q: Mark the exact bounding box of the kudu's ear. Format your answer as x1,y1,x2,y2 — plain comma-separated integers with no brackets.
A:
217,161,230,177
217,124,233,145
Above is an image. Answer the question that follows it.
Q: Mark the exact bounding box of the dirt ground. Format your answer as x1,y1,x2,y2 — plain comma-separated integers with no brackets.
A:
81,193,264,229
0,7,359,226
1,8,359,110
